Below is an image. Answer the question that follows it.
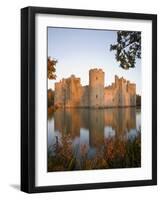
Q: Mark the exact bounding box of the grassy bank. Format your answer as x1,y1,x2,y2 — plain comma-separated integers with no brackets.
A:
48,131,141,172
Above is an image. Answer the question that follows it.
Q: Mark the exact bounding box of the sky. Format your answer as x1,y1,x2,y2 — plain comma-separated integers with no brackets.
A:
48,27,141,95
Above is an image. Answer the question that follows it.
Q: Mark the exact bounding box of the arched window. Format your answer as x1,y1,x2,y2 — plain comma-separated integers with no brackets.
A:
96,77,98,80
96,95,98,99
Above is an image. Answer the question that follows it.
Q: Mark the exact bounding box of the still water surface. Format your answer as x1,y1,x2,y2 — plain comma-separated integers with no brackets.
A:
48,108,141,171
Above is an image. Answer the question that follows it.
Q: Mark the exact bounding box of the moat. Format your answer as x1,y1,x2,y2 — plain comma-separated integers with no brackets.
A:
48,107,141,171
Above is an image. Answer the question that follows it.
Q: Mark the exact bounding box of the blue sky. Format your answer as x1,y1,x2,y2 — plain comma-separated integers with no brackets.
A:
48,27,141,95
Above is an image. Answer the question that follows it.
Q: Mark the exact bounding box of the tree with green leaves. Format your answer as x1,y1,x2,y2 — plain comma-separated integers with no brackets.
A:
110,31,141,69
48,57,57,79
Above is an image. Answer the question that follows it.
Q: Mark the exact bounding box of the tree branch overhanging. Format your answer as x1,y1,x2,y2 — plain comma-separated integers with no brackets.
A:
110,31,141,69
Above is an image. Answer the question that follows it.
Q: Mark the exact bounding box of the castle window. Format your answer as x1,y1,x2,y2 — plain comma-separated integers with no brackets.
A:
96,77,98,80
96,95,98,99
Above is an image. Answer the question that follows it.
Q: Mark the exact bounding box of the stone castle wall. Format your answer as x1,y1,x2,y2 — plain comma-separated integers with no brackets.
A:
54,68,136,108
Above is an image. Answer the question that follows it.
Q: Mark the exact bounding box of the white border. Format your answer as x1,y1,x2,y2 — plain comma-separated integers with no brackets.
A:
35,14,152,186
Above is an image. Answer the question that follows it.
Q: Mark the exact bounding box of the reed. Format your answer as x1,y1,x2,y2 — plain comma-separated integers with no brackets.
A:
48,131,141,172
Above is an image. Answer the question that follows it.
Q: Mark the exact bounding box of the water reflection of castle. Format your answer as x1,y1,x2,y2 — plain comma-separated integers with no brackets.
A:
54,108,137,148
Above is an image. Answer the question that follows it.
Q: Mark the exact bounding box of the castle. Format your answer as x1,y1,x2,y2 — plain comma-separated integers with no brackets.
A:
54,68,136,108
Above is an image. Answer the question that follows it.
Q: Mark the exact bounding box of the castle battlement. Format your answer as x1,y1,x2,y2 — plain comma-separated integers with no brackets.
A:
54,68,136,108
89,68,104,71
89,68,105,75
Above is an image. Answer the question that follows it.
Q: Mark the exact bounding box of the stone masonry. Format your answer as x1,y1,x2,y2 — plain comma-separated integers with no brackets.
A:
54,68,136,108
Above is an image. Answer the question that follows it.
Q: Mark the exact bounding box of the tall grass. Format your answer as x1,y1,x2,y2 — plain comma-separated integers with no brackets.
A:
48,131,141,172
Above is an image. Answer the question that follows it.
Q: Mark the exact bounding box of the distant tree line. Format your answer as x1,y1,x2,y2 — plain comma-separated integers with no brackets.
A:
48,89,54,108
48,89,56,116
136,95,141,106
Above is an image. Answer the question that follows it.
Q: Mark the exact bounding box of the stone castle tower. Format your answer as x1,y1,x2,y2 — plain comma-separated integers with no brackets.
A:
54,68,136,108
89,69,104,107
